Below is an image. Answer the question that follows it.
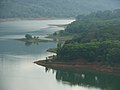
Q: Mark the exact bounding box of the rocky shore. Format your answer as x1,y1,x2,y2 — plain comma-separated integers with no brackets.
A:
34,60,120,73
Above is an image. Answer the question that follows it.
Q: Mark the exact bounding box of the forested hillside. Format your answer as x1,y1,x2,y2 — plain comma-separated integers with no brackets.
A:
56,9,120,43
0,0,120,18
55,9,120,65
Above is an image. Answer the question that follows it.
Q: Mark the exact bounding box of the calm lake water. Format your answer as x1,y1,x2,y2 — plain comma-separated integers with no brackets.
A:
0,19,120,90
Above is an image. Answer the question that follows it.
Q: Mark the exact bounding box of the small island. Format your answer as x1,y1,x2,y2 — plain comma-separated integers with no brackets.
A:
16,34,53,46
35,9,120,73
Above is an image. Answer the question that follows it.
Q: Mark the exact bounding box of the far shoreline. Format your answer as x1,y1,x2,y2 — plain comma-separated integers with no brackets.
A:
0,18,75,22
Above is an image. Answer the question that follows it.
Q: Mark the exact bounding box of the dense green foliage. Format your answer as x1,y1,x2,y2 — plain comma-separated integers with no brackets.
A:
57,41,120,64
56,9,120,65
63,9,120,44
0,0,120,18
57,9,120,43
65,19,120,43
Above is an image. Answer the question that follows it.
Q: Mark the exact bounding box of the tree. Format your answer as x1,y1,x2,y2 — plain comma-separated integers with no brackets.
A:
25,34,32,40
53,32,57,35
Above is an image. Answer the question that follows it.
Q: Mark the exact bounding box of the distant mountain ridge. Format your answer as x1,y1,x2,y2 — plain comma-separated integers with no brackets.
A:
0,0,120,18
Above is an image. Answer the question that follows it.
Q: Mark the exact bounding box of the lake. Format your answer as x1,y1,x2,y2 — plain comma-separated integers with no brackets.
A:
0,19,120,90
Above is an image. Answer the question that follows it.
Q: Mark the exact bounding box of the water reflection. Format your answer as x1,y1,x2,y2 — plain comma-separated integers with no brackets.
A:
25,41,33,46
24,40,54,46
45,68,120,90
24,41,40,46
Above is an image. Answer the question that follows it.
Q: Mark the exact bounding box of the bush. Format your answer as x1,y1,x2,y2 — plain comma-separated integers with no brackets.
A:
25,34,32,40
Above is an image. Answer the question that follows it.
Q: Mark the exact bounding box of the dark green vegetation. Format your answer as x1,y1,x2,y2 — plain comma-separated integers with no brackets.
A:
0,0,120,18
55,9,120,65
57,41,120,65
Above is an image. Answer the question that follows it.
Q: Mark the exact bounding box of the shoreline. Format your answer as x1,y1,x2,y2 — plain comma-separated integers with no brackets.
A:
34,60,120,74
0,18,75,22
